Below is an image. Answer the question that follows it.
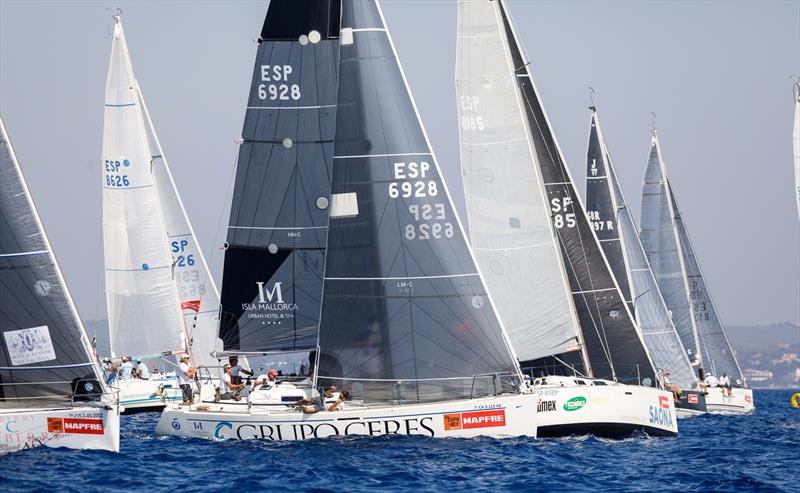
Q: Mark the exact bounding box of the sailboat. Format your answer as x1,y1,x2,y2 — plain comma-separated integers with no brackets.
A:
0,116,120,454
794,80,800,220
101,14,222,411
640,129,754,414
456,0,676,437
156,0,537,441
584,108,706,417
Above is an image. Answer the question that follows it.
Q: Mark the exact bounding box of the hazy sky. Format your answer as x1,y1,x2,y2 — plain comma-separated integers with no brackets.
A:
1,0,798,326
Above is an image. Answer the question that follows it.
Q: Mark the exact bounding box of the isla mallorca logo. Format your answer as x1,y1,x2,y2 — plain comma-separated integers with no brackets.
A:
3,326,57,366
563,396,586,412
443,409,505,431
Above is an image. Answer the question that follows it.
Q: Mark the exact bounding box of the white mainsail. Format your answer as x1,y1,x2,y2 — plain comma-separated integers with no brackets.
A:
455,0,580,364
794,80,800,220
102,16,220,367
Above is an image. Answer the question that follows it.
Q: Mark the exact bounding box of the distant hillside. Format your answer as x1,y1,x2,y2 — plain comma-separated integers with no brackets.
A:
726,322,799,389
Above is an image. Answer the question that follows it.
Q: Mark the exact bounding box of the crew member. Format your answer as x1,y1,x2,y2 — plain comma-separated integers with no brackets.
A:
120,356,135,381
327,390,350,412
178,355,197,405
252,369,279,390
136,358,150,380
663,371,682,403
101,358,117,385
719,373,732,397
296,385,340,414
219,364,245,401
228,357,253,386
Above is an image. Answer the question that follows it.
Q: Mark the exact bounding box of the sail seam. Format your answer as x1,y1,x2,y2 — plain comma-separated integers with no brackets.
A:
333,152,431,159
325,273,479,281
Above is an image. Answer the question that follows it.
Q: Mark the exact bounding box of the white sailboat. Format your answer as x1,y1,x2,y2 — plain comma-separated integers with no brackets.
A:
0,116,120,454
456,0,676,436
156,0,537,441
640,130,754,414
584,108,707,417
101,15,222,411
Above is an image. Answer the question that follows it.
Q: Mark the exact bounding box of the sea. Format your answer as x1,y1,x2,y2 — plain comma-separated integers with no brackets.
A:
0,389,796,492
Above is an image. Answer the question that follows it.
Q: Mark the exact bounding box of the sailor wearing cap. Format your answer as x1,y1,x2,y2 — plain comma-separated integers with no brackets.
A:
178,355,197,405
101,357,117,385
136,358,150,380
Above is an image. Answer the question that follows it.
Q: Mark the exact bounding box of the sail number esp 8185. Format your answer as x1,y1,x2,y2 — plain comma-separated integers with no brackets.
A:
389,161,453,241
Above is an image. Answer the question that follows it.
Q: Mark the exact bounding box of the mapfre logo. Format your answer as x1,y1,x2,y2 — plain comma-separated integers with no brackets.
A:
687,394,699,404
47,418,104,435
443,409,506,431
659,395,670,409
256,281,284,303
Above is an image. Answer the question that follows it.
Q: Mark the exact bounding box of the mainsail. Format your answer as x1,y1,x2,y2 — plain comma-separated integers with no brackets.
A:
218,0,340,354
456,0,657,384
585,110,696,389
102,16,220,366
794,80,800,220
315,0,522,405
640,131,745,383
1,116,104,407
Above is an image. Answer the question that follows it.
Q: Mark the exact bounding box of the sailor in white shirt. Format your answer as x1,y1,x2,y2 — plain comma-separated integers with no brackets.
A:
227,357,253,386
178,355,197,405
219,364,244,401
120,357,135,381
136,359,150,380
704,374,719,388
718,373,732,396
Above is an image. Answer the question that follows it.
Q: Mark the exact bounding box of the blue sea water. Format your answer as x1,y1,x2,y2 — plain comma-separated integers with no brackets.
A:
0,389,797,492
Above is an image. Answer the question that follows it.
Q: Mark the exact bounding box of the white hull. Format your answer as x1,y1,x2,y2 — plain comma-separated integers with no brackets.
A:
156,393,537,441
705,387,754,414
0,404,120,454
533,381,678,437
115,377,183,412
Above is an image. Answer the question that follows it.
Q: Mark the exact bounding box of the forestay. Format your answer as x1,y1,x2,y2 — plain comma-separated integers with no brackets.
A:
456,0,579,364
585,111,696,389
1,117,103,407
316,0,522,405
219,0,340,354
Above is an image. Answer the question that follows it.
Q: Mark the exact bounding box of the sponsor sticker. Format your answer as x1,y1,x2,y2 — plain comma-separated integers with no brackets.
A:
47,417,104,435
744,395,752,403
443,410,506,431
687,394,699,404
659,395,670,409
47,417,64,433
3,326,57,365
563,396,586,412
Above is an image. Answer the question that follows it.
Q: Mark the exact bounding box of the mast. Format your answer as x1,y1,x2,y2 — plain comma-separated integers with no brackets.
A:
586,109,698,389
1,115,105,406
314,0,523,404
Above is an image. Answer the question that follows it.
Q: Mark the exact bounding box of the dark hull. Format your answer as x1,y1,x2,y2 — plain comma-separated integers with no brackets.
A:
538,422,677,438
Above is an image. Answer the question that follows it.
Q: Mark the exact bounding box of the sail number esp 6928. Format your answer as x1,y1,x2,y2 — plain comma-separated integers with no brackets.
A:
258,65,300,101
389,161,453,241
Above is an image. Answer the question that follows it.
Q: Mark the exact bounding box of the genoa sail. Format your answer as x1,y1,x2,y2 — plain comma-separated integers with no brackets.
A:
1,116,104,407
640,131,745,385
315,0,523,405
585,110,697,389
218,0,340,354
457,0,657,385
455,0,580,365
102,16,219,366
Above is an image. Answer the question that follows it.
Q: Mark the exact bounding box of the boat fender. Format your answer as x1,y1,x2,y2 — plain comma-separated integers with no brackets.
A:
792,393,800,408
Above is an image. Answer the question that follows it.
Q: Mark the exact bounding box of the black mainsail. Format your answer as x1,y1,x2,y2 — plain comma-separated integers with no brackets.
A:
585,110,697,389
1,116,103,406
462,0,657,384
315,0,522,405
219,0,340,354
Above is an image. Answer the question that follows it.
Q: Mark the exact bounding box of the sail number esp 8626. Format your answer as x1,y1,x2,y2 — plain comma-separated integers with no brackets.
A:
104,159,130,188
258,65,300,101
389,161,453,241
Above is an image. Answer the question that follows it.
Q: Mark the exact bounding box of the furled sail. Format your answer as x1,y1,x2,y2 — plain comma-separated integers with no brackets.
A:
218,0,340,354
640,132,745,384
457,0,657,384
585,110,696,389
102,16,186,359
455,0,579,364
316,0,522,405
1,116,103,407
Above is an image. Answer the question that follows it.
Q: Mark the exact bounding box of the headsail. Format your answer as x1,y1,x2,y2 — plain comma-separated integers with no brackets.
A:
455,0,580,365
315,0,522,405
640,131,745,384
585,110,696,389
1,116,103,407
218,0,340,354
457,0,657,384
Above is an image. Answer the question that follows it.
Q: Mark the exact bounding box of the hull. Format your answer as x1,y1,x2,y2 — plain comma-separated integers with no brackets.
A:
675,390,707,418
156,393,537,441
115,377,182,413
705,387,754,414
533,382,678,437
0,405,120,454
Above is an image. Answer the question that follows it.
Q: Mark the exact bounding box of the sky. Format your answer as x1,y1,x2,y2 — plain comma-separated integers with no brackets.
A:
0,0,798,327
